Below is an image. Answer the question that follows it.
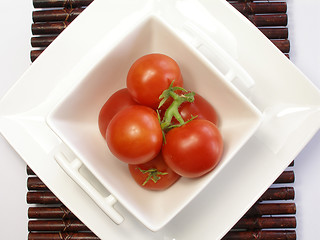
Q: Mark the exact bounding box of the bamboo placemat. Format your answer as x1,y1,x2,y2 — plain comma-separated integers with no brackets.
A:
27,1,295,239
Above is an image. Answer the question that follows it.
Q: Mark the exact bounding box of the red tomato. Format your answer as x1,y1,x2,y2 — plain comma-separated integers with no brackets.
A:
128,154,181,190
127,53,183,109
177,93,219,125
159,92,219,126
106,105,163,164
98,88,139,138
162,119,223,178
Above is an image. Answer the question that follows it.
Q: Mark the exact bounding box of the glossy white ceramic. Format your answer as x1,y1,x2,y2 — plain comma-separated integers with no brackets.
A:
0,0,319,239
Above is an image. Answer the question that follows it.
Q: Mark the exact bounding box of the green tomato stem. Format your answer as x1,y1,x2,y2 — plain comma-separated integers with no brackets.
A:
158,81,196,132
138,168,168,186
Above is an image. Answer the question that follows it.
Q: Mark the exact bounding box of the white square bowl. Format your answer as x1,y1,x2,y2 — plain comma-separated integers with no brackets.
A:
46,15,262,231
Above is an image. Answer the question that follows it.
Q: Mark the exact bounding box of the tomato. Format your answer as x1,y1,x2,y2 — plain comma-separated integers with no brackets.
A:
177,93,218,125
127,53,183,109
128,154,180,190
159,92,219,126
98,88,139,138
162,119,223,178
106,105,163,164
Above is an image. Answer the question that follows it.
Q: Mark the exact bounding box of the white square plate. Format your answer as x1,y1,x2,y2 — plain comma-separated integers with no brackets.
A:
0,0,319,239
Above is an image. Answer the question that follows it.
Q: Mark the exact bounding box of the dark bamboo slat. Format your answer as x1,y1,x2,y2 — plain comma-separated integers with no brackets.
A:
33,8,84,23
28,205,76,219
30,49,44,62
27,191,61,204
32,22,69,35
31,36,57,48
248,14,287,27
233,216,296,229
271,39,290,53
244,203,296,217
33,0,93,8
259,27,288,39
27,165,36,175
259,187,295,201
28,232,100,240
28,219,90,232
222,230,296,240
232,2,287,14
274,171,294,184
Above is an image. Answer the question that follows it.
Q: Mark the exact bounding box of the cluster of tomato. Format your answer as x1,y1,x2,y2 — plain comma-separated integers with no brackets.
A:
98,53,223,190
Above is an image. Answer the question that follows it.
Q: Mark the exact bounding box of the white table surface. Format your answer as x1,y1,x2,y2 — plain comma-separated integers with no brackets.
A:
0,1,319,239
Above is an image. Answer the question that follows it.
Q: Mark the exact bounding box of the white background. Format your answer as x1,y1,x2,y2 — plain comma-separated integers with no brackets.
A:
0,0,319,239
